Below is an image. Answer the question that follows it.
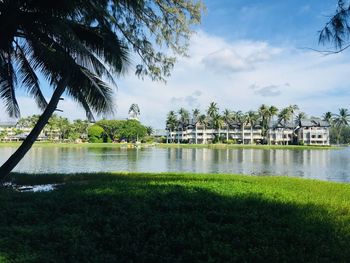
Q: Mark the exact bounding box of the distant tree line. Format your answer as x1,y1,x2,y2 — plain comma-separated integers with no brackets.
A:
17,114,89,142
166,102,350,144
10,115,154,143
88,119,151,143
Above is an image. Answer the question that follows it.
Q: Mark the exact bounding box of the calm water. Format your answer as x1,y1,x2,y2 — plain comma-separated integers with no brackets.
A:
0,146,349,182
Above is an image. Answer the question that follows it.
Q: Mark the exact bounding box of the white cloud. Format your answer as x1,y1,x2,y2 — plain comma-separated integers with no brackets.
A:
2,31,350,128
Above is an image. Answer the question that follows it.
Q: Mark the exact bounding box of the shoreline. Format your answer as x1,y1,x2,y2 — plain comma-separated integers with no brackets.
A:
0,141,339,150
1,172,349,261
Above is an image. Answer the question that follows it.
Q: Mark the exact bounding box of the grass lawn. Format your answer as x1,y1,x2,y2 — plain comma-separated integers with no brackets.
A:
0,172,349,262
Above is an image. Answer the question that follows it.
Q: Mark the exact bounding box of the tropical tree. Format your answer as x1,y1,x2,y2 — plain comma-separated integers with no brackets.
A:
207,102,219,119
0,0,203,179
322,112,333,125
178,108,190,143
222,109,233,142
192,108,200,144
246,111,259,144
278,107,293,145
295,112,307,125
319,1,350,52
212,113,224,143
235,111,248,145
333,108,350,144
198,114,208,144
258,104,269,141
166,111,178,143
128,103,140,120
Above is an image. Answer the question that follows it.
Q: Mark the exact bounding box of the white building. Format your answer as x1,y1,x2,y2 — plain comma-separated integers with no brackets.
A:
167,119,330,146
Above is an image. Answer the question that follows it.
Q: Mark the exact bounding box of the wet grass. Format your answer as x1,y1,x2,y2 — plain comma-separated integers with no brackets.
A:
0,172,349,262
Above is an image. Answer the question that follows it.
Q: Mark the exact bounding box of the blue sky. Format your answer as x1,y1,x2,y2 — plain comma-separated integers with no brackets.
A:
1,0,349,128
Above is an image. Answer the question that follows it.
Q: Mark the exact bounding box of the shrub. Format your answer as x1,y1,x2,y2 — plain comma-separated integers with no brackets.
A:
88,125,109,143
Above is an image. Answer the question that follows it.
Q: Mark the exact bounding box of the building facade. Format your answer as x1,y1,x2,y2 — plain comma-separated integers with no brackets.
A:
167,118,330,146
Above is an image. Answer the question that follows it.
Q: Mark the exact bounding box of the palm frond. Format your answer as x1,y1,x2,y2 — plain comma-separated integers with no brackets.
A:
15,43,48,110
0,53,20,117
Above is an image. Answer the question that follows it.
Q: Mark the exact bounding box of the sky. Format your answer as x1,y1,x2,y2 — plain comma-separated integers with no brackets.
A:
1,0,349,128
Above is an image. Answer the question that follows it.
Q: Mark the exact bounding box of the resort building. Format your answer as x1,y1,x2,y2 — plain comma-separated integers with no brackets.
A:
167,118,330,146
296,119,330,145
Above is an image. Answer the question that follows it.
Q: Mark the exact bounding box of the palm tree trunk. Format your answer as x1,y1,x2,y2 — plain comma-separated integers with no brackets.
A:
226,127,229,142
0,81,66,181
195,125,197,144
242,125,245,145
250,126,253,144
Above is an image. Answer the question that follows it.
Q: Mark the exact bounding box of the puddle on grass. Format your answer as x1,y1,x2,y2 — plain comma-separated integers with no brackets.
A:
2,181,62,192
13,184,61,192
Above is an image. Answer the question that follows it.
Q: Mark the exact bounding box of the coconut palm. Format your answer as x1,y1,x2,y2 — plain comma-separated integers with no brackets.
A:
0,0,203,179
166,111,178,143
222,109,233,142
0,1,131,177
322,111,333,125
295,112,307,125
211,113,224,143
192,108,200,144
333,108,350,144
198,114,208,144
258,104,269,143
207,102,219,119
278,107,293,145
235,111,248,145
128,104,140,120
246,111,259,144
178,108,189,143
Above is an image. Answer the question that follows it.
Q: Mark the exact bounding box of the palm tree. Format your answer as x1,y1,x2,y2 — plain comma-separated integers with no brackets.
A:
258,104,269,143
222,109,233,142
235,111,247,144
333,108,350,144
198,114,208,144
192,108,200,144
128,104,140,120
322,111,333,125
267,105,279,144
278,107,293,145
0,1,130,178
166,111,178,143
246,111,259,144
295,112,306,125
0,1,202,179
178,108,189,143
288,104,299,124
207,102,219,119
212,113,224,143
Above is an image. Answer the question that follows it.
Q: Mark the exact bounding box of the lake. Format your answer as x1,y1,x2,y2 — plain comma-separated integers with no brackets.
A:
0,146,349,182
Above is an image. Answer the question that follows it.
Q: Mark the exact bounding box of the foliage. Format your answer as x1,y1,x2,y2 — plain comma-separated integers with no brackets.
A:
1,172,350,262
96,119,147,142
87,124,108,143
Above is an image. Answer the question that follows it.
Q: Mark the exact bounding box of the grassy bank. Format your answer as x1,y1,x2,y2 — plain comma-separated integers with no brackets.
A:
0,142,338,150
1,172,349,262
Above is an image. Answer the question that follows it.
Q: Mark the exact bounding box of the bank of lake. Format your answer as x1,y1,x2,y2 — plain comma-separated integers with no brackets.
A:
0,172,349,262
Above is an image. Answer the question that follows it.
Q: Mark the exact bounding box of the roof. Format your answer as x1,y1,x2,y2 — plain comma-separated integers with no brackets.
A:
269,120,295,129
300,118,330,127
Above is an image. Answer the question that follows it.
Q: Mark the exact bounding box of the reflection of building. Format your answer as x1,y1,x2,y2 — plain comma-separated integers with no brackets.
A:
167,118,330,146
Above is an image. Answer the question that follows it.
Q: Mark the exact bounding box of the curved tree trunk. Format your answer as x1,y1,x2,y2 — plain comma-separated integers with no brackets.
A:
0,81,66,181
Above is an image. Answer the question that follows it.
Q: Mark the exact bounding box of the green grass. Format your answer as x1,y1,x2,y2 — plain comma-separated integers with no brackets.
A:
1,172,349,262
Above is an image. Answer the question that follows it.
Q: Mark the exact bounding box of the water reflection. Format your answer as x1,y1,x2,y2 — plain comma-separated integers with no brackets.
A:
0,146,349,182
